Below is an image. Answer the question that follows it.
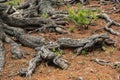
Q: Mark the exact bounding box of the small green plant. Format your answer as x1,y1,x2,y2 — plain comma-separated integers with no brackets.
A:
116,66,120,72
113,64,120,72
52,48,63,55
81,50,88,56
69,26,75,32
4,0,24,6
104,47,115,57
41,13,49,18
67,4,98,27
78,61,85,65
93,51,100,57
102,46,106,51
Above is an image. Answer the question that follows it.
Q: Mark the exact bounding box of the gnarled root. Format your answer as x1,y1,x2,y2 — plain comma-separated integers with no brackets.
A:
65,0,89,5
17,0,67,18
56,33,115,55
0,12,68,34
91,58,111,66
0,40,5,73
92,58,120,72
19,45,69,77
94,13,120,36
2,24,46,48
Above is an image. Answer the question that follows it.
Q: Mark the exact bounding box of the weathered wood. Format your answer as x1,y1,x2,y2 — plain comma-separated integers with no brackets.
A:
0,40,5,73
0,0,118,76
92,58,120,71
97,13,120,36
0,22,26,59
17,0,66,17
19,45,68,77
56,33,114,54
0,12,55,28
65,0,89,5
0,0,9,3
112,0,120,3
66,0,120,4
3,24,46,48
91,58,111,66
0,24,5,72
4,34,26,59
0,11,68,34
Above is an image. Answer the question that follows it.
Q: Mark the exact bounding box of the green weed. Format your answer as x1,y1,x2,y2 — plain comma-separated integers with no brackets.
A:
41,12,49,18
4,0,24,6
67,4,98,27
81,50,88,56
113,64,120,72
69,26,75,32
104,47,115,57
52,48,63,55
102,46,106,51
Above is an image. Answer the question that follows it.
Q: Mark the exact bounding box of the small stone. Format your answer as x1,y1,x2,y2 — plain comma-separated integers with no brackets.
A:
118,74,120,80
90,68,94,73
77,77,83,80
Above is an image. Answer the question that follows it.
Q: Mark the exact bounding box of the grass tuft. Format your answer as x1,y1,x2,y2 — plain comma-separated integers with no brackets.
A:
67,4,98,27
4,0,24,6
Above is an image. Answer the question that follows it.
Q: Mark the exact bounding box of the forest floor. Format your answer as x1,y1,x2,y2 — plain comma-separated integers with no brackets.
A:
0,1,120,80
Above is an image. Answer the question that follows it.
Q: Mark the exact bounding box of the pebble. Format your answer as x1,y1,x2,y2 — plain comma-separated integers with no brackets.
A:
77,77,83,80
118,74,120,80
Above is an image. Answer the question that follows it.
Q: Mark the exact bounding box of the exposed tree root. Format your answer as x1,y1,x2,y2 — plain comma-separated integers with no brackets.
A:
0,0,8,3
2,23,46,48
16,0,67,18
91,58,111,66
65,0,89,5
0,0,119,77
19,45,69,77
0,1,69,74
0,39,5,73
4,35,26,59
93,13,120,36
0,21,68,74
18,33,115,77
0,12,68,33
65,0,120,5
112,0,120,3
0,23,6,72
92,58,120,71
56,33,115,55
0,22,26,59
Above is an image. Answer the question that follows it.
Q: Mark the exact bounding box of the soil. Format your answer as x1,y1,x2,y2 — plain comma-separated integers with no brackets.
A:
0,1,120,80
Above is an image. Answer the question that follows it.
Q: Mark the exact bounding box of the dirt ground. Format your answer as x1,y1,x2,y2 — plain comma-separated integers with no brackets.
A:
0,1,120,80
